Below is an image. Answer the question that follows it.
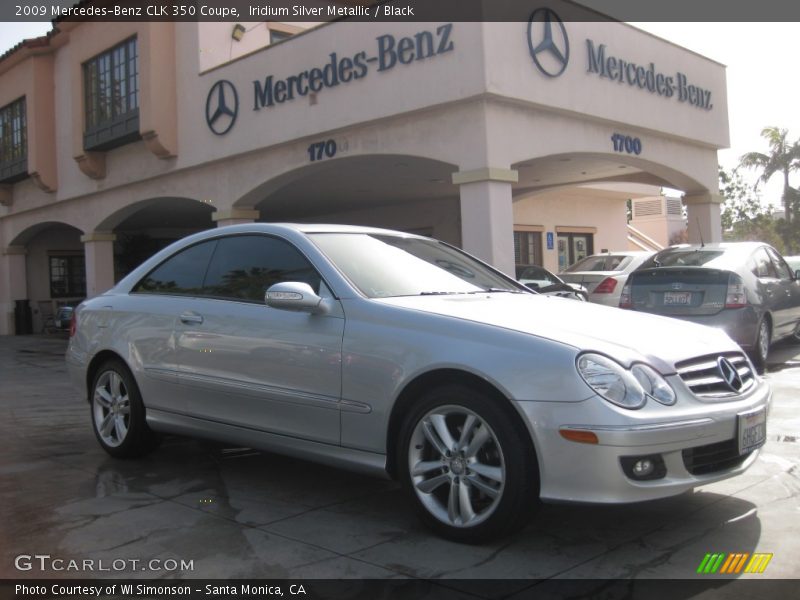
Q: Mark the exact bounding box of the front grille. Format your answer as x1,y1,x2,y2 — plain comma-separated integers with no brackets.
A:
682,439,751,475
675,352,755,399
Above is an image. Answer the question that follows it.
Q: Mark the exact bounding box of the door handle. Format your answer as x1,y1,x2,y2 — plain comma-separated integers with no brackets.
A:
179,312,203,324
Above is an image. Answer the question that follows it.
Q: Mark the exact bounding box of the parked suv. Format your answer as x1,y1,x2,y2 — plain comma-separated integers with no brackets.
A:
620,243,800,368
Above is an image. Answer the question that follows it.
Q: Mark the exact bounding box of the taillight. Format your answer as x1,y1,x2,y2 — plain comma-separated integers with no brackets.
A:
69,310,77,337
594,277,618,294
619,283,632,308
725,273,748,308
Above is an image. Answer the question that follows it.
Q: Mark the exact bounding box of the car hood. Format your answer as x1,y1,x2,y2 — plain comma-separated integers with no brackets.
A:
375,292,740,373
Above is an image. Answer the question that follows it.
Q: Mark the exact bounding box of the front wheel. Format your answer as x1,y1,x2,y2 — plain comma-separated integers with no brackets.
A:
398,384,538,543
91,360,159,458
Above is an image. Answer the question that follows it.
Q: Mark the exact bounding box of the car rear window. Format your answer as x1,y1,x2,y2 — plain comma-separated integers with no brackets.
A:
564,255,630,272
641,250,725,269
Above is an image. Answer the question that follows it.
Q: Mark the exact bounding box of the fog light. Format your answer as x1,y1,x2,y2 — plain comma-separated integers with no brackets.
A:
620,455,666,481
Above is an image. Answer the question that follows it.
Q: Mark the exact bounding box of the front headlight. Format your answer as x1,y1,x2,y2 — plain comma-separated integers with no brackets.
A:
631,364,676,405
576,353,646,409
576,354,677,409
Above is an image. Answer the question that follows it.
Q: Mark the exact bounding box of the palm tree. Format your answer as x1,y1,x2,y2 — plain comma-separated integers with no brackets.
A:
739,127,800,224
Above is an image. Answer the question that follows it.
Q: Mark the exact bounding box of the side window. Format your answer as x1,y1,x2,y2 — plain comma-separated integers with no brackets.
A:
765,247,793,280
133,240,217,295
202,235,321,303
752,248,777,279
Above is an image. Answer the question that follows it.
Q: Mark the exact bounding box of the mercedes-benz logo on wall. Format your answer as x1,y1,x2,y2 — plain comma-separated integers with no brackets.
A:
206,80,238,135
527,8,570,77
717,357,744,393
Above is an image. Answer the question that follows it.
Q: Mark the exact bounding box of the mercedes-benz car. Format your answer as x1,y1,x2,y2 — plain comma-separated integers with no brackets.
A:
67,224,770,542
559,251,653,306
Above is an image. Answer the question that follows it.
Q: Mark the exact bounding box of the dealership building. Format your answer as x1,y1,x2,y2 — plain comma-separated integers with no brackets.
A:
0,9,729,334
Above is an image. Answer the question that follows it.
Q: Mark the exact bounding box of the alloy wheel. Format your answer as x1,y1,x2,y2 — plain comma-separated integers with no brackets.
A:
92,370,131,447
408,405,505,528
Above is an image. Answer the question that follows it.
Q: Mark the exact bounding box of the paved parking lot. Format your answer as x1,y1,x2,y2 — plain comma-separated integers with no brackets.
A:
1,334,798,591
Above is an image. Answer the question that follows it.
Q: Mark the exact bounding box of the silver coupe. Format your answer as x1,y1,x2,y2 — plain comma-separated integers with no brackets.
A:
67,224,771,542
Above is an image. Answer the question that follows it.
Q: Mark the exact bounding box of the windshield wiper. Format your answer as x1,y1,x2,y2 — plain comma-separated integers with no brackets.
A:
419,291,462,295
467,288,520,294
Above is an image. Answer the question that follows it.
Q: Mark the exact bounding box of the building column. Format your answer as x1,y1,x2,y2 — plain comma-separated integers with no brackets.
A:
453,167,518,276
1,246,28,335
683,193,723,244
81,232,117,298
212,209,260,227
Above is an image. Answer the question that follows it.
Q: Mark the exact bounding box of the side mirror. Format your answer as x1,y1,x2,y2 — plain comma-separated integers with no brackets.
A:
265,282,327,314
795,270,800,280
524,282,540,290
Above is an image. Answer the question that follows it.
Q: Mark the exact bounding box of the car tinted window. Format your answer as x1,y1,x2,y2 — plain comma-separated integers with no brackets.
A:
765,247,792,280
752,248,778,279
133,240,217,295
565,255,630,272
202,235,321,303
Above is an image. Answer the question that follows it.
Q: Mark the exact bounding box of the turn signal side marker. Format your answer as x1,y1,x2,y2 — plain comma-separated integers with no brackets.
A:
559,429,599,444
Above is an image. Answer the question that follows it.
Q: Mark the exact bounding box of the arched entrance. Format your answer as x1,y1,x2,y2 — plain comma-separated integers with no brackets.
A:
4,222,85,334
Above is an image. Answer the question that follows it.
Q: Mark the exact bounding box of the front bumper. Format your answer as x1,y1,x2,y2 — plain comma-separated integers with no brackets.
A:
519,376,771,504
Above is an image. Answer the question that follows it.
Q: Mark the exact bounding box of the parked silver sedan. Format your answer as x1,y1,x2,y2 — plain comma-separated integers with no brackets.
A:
620,243,800,369
559,251,653,306
67,225,771,542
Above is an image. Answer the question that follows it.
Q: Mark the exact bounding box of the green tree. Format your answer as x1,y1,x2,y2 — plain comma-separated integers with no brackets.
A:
739,126,800,225
719,166,768,229
718,165,785,251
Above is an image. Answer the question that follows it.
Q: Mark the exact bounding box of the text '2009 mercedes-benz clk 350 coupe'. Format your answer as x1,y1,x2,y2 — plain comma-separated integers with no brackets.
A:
67,224,770,542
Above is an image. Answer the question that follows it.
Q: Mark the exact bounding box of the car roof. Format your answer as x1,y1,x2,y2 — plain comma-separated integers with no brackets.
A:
213,222,422,236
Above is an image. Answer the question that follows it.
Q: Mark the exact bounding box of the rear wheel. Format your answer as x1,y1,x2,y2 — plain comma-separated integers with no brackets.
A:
398,384,538,543
91,360,159,458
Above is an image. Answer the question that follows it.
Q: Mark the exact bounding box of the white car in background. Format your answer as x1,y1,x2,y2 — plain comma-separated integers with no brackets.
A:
559,251,654,306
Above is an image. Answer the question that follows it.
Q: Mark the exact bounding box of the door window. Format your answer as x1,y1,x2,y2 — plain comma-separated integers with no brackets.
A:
202,235,321,303
557,233,594,269
133,240,217,295
765,247,793,280
752,248,778,279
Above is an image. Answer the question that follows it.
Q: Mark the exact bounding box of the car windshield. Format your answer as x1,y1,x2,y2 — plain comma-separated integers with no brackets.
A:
640,249,726,269
564,255,631,272
309,233,522,298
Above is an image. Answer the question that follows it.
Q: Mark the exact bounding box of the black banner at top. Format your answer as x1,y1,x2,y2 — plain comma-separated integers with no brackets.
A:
3,0,800,23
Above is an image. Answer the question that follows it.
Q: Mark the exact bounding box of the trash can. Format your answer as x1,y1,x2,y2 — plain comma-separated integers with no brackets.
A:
14,299,33,335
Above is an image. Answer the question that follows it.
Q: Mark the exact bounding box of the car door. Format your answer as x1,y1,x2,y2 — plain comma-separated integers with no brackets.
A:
174,234,344,444
765,246,800,338
128,238,219,414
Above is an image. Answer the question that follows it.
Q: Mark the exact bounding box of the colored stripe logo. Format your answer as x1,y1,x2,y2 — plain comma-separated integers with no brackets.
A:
697,552,773,574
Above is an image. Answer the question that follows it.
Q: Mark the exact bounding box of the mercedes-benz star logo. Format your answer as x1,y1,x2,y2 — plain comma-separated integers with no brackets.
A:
206,80,238,135
717,357,744,393
527,8,570,77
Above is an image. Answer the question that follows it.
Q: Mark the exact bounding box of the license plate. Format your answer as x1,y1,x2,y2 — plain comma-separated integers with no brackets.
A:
664,291,692,305
738,408,767,455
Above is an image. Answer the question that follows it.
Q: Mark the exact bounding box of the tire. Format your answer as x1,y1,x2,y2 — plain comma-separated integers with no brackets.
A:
750,318,771,373
397,384,539,543
90,359,159,458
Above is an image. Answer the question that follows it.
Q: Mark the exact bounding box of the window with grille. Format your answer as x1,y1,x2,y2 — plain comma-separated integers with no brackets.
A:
50,256,86,298
83,37,140,151
0,97,27,183
514,231,543,266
